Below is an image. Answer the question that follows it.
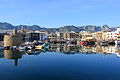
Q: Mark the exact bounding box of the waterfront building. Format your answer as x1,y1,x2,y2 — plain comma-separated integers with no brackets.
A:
56,32,64,40
80,31,94,41
4,29,22,47
95,31,103,41
117,34,120,39
63,31,80,41
48,33,58,41
26,31,48,42
102,31,117,41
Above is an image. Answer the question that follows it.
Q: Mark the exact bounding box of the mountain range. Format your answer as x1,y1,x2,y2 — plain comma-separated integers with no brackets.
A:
0,22,117,33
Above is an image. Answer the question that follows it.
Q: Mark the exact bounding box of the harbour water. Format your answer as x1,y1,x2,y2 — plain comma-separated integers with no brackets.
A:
0,44,120,80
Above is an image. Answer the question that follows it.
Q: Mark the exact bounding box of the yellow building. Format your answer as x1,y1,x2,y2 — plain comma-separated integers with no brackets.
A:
95,31,103,41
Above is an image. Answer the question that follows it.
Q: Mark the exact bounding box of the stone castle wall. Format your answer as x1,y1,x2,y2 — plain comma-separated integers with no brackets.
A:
4,35,22,47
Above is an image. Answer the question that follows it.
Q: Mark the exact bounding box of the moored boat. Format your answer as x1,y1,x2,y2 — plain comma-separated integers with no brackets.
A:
18,46,26,51
35,45,43,50
25,50,35,55
100,41,109,46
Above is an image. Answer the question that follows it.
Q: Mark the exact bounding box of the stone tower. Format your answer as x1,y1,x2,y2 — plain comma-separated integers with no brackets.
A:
4,35,22,47
4,29,22,47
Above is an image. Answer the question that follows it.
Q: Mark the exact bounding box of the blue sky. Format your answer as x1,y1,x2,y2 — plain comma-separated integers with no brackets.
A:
0,0,120,28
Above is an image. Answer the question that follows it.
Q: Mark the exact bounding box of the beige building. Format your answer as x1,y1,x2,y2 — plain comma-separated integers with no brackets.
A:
80,31,95,41
48,33,58,41
48,31,81,41
56,32,64,40
63,31,80,41
95,31,103,41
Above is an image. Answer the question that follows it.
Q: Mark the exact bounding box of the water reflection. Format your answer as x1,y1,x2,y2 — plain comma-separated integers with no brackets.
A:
4,50,22,66
49,44,120,57
0,44,120,66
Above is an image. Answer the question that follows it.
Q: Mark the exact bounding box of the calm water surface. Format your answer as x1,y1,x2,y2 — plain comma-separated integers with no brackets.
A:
0,44,120,80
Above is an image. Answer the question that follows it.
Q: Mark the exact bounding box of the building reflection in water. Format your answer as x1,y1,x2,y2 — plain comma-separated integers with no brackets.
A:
1,44,120,66
49,44,120,57
49,44,80,54
4,50,22,66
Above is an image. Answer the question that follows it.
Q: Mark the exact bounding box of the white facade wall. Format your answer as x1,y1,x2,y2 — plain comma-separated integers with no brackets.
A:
103,31,117,41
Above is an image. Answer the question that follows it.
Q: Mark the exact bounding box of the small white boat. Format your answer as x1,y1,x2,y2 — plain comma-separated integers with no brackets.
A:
25,50,35,55
27,46,33,50
25,42,32,45
18,46,26,51
13,46,17,49
9,46,17,50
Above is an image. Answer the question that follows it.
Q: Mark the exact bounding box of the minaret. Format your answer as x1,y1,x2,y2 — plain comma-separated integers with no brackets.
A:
13,28,17,35
21,25,24,32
